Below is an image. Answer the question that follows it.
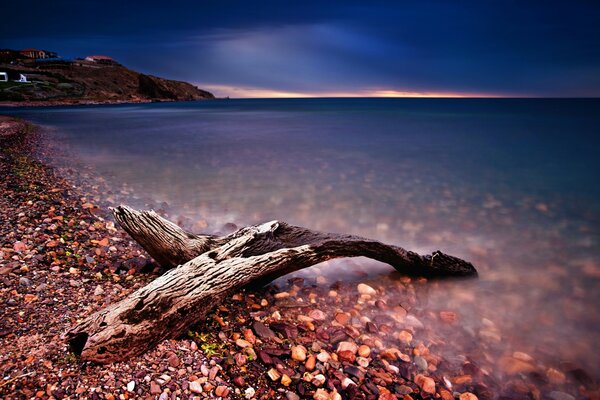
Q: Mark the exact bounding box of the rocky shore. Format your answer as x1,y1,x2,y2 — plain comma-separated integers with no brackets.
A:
0,116,595,399
0,61,215,106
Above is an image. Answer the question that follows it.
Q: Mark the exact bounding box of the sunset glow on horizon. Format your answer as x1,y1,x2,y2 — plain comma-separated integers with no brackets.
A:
198,84,505,99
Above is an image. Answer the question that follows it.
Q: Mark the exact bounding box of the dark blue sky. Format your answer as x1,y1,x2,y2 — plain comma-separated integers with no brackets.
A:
2,1,599,97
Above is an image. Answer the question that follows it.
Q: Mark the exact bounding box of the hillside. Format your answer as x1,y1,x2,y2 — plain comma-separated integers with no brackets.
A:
0,60,214,105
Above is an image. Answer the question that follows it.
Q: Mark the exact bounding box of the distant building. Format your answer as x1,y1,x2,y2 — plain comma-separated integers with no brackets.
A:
20,48,58,59
0,49,27,63
85,55,118,65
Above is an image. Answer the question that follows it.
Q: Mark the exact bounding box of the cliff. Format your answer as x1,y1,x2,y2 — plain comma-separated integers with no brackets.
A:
0,60,214,105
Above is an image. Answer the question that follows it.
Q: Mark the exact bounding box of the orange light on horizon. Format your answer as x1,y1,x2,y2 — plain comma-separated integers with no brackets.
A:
197,84,505,99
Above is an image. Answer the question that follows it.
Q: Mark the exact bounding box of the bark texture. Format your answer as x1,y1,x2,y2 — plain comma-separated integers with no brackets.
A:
66,205,477,363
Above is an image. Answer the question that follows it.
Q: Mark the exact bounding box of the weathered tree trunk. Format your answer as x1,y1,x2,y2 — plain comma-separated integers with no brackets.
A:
66,206,477,363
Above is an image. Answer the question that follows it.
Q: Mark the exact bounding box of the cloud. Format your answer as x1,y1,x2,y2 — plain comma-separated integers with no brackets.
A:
2,1,599,97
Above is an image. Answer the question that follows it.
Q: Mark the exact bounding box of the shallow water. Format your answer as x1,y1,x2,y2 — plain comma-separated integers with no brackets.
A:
4,98,600,382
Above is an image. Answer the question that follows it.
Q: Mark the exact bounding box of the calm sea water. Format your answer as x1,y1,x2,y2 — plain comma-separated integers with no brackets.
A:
4,98,600,379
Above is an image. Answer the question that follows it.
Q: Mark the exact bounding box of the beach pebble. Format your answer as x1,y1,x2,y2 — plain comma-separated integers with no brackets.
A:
546,368,566,384
337,341,358,354
13,241,26,252
233,376,246,387
439,311,457,323
398,330,413,344
244,387,256,399
267,368,280,381
459,393,478,400
414,356,428,371
19,277,31,287
215,386,229,397
548,392,575,400
150,382,161,394
312,374,326,387
305,355,316,371
341,377,356,389
286,392,300,400
236,339,251,348
189,380,203,394
415,374,435,394
308,309,326,321
291,345,307,361
317,351,330,363
253,321,276,339
357,283,376,295
126,381,135,392
357,345,371,358
281,374,292,386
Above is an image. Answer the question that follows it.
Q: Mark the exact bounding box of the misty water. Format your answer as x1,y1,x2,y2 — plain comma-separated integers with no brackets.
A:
5,98,599,382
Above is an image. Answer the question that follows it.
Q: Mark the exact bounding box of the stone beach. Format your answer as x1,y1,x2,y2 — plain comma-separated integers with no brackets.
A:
1,115,598,399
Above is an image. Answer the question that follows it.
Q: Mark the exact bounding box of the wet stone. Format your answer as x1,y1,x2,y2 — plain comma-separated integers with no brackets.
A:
19,277,32,287
253,321,276,339
548,392,575,400
414,356,428,371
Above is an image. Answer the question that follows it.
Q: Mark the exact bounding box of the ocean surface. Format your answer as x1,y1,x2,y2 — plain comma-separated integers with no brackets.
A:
4,98,600,380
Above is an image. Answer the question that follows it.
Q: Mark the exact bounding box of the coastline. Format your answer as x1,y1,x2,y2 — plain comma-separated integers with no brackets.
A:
0,116,592,399
0,97,216,108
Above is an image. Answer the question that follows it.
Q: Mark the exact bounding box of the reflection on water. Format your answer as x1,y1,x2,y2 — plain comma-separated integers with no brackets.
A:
5,98,599,383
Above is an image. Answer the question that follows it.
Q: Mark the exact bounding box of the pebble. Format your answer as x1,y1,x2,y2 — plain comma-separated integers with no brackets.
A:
415,374,436,395
398,330,413,345
439,311,457,323
150,381,161,395
189,380,203,394
312,374,326,387
236,339,252,348
313,389,329,400
215,386,229,397
19,277,31,287
546,368,566,384
336,341,358,354
414,355,428,371
548,392,575,400
13,241,26,252
93,285,104,295
357,345,371,358
167,352,180,367
316,351,330,363
233,376,246,387
357,283,376,295
267,368,280,381
126,381,135,392
281,374,291,386
286,392,300,400
291,345,307,361
308,309,326,321
305,355,316,371
244,387,256,399
512,351,534,362
459,393,478,400
341,377,355,389
356,357,369,367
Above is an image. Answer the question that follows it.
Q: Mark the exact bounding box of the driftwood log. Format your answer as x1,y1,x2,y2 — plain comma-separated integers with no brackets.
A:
66,205,477,363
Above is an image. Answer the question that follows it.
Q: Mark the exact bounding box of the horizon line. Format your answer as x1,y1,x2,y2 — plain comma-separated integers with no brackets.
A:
195,84,599,99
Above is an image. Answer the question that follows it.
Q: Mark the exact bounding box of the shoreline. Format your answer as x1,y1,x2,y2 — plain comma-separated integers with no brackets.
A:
0,98,219,108
0,116,593,399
